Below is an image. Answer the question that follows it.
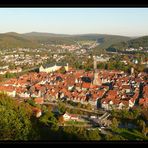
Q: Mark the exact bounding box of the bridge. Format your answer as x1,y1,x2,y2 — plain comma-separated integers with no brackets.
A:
90,112,112,127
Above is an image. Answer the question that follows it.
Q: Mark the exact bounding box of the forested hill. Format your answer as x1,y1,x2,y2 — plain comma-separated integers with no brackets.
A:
106,36,148,52
0,32,131,49
0,33,39,48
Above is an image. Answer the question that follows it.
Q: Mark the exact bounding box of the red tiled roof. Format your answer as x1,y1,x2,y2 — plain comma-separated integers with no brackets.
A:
0,86,15,92
139,98,148,105
106,90,118,99
34,98,44,104
82,82,91,89
122,85,131,89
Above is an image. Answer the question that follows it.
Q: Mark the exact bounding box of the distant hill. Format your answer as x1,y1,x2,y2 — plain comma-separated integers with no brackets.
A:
0,33,40,48
0,32,132,49
23,32,71,37
95,35,130,50
106,36,148,52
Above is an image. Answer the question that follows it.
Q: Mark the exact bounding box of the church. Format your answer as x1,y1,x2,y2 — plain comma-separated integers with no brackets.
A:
39,63,69,73
92,56,102,86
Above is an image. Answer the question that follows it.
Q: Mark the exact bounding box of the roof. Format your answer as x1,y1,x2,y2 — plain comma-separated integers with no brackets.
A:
82,82,91,89
34,98,44,104
42,62,68,68
0,86,15,92
139,98,148,105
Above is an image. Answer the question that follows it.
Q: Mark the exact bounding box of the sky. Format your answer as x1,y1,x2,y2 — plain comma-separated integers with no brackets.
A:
0,8,148,37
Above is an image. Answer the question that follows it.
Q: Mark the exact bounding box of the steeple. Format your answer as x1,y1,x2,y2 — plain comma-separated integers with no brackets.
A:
94,56,97,70
93,56,102,86
131,67,134,76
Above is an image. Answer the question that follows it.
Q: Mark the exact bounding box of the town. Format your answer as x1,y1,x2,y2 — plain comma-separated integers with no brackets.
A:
0,7,148,141
0,54,147,130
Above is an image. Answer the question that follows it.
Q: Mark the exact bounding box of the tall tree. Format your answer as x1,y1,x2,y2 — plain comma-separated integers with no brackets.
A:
0,93,38,140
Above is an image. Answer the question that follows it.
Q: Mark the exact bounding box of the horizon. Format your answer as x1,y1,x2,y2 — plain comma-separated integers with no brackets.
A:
0,8,148,36
0,31,145,38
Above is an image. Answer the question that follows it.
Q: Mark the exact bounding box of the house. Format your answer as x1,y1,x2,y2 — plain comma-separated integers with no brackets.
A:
143,85,148,98
34,97,44,104
62,112,79,121
122,85,131,93
0,70,7,75
82,82,91,90
129,98,135,108
139,98,148,108
101,98,129,110
9,67,22,73
0,86,16,97
62,112,71,121
101,98,110,110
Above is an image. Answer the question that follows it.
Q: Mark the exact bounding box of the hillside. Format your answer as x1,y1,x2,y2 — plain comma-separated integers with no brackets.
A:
95,35,130,50
0,32,131,49
0,33,40,48
106,36,148,52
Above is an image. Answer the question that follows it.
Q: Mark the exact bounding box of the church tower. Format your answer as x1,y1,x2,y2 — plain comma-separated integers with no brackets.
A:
93,56,102,86
131,67,134,76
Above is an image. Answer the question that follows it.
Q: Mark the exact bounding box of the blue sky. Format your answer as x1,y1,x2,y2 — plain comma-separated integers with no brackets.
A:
0,8,148,36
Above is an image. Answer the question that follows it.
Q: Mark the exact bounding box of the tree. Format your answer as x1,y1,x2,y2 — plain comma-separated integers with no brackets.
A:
5,72,16,78
59,66,66,74
121,109,129,121
58,116,64,125
0,75,4,82
85,130,101,140
39,111,59,131
105,133,126,140
58,102,66,114
27,99,36,107
142,127,148,137
86,103,92,110
111,117,119,130
77,102,81,108
137,119,146,132
0,93,38,140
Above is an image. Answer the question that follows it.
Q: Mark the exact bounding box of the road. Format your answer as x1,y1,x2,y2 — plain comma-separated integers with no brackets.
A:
43,101,106,115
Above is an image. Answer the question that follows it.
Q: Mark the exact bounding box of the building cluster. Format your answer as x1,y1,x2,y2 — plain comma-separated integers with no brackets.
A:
0,48,49,68
0,66,22,75
0,61,147,111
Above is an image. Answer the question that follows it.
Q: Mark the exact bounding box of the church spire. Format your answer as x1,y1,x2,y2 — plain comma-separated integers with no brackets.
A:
93,56,102,86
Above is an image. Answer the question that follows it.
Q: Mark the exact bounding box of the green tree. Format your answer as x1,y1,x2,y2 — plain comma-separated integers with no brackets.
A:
85,130,101,140
39,111,59,131
58,116,64,125
58,102,66,114
59,66,66,74
111,117,119,130
105,133,126,140
5,72,16,78
137,119,146,133
86,103,92,110
0,93,38,140
77,102,82,108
